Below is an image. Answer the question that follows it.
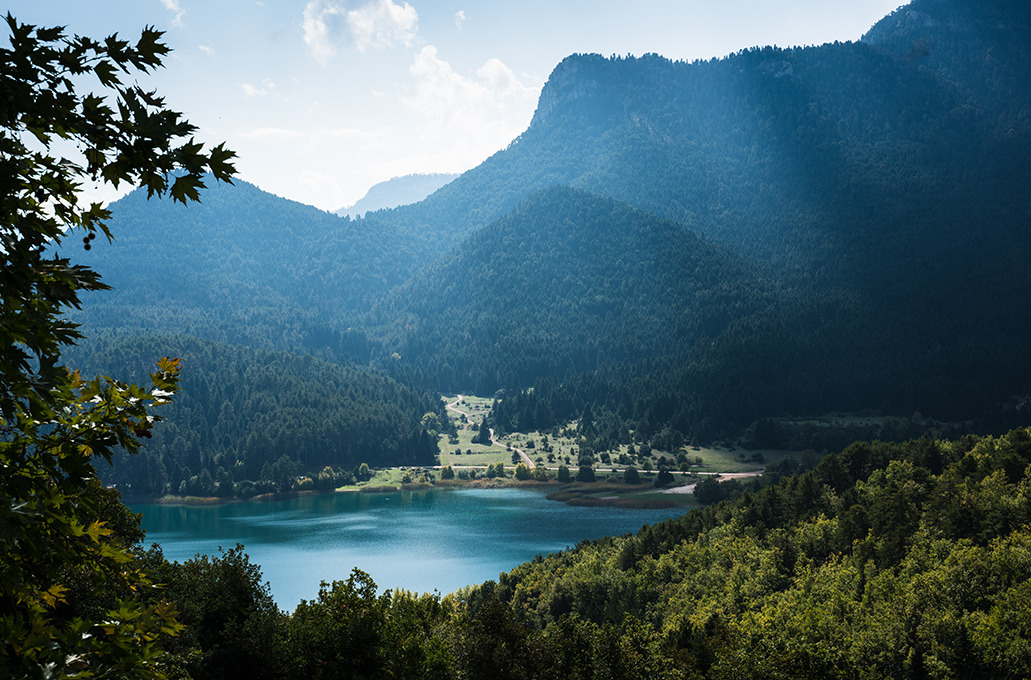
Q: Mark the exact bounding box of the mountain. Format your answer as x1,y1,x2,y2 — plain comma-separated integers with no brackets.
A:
367,0,1031,429
862,0,1031,118
67,0,1031,461
65,177,435,354
379,0,1031,270
374,186,895,443
335,173,459,219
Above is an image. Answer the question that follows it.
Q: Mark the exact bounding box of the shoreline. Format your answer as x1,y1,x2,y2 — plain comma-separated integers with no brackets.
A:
122,477,696,510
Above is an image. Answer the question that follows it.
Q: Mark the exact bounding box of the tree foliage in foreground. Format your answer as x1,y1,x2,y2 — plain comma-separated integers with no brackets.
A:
0,13,234,677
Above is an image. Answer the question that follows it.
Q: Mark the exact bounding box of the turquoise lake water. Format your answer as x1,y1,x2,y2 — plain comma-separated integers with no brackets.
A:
131,488,688,611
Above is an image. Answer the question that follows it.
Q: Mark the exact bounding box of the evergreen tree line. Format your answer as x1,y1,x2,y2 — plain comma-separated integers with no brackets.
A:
65,332,444,497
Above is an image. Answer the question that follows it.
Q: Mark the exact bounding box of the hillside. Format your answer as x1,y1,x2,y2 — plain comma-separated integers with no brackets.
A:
370,0,1031,430
376,187,892,444
381,0,1031,270
377,186,777,393
65,178,431,352
66,332,444,496
336,173,459,219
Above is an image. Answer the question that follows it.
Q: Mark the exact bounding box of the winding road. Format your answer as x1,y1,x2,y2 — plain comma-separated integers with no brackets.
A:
446,395,535,469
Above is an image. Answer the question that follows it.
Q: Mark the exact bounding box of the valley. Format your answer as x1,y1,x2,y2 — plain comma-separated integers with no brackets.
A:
6,0,1031,676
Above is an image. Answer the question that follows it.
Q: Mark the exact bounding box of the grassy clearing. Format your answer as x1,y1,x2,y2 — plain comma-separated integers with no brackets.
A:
439,394,512,468
429,396,818,506
437,427,512,467
339,467,441,492
497,427,791,475
444,395,494,431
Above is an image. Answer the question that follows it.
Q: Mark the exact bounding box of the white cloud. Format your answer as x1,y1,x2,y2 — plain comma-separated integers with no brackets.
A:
454,10,466,29
240,79,284,99
160,0,186,27
402,46,539,167
198,45,214,55
302,0,418,64
477,58,532,100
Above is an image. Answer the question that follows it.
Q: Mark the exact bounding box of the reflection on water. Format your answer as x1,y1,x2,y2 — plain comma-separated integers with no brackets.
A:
131,488,688,610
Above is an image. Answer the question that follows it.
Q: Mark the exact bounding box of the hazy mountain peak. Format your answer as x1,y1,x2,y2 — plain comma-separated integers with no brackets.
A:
336,173,459,219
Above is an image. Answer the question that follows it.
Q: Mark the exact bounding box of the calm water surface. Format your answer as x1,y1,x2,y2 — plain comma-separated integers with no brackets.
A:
131,488,687,610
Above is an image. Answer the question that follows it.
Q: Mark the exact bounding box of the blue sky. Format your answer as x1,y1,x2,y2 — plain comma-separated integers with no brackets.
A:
6,0,902,211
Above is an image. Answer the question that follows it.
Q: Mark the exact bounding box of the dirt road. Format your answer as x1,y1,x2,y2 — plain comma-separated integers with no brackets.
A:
446,395,535,469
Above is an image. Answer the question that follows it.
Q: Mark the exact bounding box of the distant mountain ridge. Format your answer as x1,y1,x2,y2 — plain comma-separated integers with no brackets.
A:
335,173,458,219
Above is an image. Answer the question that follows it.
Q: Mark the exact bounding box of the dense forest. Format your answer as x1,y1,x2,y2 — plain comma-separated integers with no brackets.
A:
97,426,1031,679
64,332,445,496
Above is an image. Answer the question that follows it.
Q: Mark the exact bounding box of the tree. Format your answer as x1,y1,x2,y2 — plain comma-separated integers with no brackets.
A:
288,569,389,678
514,463,532,480
557,465,572,483
576,465,596,483
355,462,373,481
624,465,640,485
143,545,286,680
694,476,724,504
580,402,595,435
654,469,675,488
475,418,492,445
0,14,235,677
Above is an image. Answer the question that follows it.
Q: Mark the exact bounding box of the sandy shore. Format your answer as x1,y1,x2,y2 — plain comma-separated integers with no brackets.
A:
661,470,764,495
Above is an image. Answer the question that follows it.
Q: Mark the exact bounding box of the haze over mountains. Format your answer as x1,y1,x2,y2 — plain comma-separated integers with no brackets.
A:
334,173,459,219
66,0,1031,493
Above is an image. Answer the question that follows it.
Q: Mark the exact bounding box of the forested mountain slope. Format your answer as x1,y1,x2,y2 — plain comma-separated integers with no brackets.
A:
862,0,1031,119
66,332,444,496
376,187,890,443
382,0,1031,273
446,427,1031,679
376,186,778,393
66,178,429,353
378,184,1024,444
372,0,1031,431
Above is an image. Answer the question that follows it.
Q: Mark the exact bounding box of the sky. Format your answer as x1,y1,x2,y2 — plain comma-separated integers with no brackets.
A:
6,0,904,211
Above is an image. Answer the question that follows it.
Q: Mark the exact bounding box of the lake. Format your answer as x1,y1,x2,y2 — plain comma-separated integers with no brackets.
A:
131,487,688,611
